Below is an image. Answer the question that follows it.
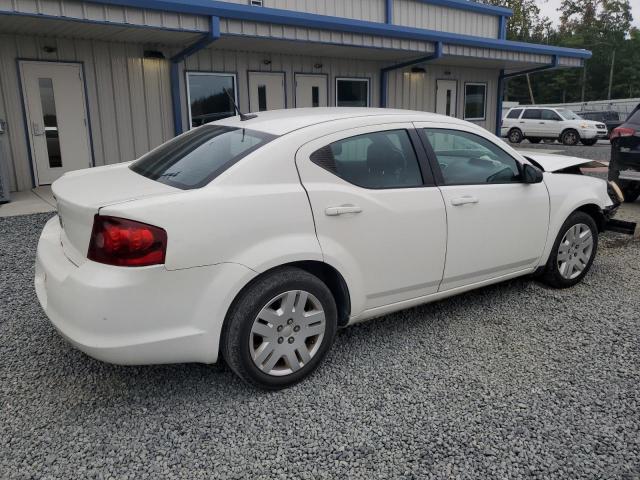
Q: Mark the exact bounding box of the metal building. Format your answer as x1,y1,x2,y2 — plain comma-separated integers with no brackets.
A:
0,0,591,192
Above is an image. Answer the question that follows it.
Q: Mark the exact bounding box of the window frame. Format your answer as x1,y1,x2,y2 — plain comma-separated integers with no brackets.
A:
309,127,435,190
185,71,238,130
416,127,525,187
335,77,371,108
463,82,487,121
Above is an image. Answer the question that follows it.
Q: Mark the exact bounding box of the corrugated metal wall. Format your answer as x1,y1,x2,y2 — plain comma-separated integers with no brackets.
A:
386,65,499,131
216,0,386,22
0,34,174,191
393,0,499,38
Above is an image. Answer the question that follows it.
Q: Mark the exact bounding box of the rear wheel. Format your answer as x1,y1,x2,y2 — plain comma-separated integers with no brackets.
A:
528,137,542,144
581,138,598,146
539,211,598,289
508,128,523,144
561,129,580,146
221,267,337,389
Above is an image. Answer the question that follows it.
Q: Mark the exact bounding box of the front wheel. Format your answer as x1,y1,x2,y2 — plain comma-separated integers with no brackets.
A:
539,212,598,289
221,267,337,389
561,129,580,146
581,138,598,146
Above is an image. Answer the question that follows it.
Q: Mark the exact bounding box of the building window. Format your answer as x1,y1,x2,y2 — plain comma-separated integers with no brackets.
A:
464,83,487,121
336,78,370,107
186,72,237,128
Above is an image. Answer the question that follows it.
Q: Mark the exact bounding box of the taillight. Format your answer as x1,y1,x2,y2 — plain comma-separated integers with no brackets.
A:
610,127,636,139
87,215,167,267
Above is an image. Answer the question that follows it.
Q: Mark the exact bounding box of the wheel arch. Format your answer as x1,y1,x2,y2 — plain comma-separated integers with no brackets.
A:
574,203,607,232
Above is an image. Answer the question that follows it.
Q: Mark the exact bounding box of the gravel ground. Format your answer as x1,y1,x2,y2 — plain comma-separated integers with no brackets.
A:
512,140,612,163
1,213,640,480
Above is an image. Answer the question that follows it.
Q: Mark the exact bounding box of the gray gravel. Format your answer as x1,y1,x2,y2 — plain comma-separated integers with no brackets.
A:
1,213,640,479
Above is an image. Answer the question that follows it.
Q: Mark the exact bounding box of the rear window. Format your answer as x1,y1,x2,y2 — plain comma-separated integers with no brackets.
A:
506,108,522,119
130,125,275,189
627,110,640,124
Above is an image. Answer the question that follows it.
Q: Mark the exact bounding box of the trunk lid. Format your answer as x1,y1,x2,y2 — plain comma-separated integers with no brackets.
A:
52,163,178,265
519,151,605,172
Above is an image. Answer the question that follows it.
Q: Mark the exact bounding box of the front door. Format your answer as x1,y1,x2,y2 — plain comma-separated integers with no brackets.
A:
436,80,457,117
295,74,328,108
416,123,549,291
19,61,92,185
295,123,447,316
248,72,285,112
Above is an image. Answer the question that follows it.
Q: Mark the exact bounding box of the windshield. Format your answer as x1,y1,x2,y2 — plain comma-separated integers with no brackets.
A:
556,108,582,120
130,125,276,189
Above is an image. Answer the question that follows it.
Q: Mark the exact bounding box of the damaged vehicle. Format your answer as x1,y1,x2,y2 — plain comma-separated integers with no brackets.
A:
35,109,632,389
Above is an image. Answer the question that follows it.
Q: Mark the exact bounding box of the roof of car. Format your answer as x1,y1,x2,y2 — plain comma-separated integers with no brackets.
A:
214,107,468,135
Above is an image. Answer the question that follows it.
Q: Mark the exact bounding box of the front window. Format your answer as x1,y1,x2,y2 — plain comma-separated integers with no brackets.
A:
542,109,562,121
423,128,521,185
556,108,582,120
464,83,487,121
186,72,237,128
335,78,370,107
130,126,275,189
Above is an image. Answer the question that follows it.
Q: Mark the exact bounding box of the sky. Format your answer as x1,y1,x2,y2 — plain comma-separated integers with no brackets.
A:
537,0,640,28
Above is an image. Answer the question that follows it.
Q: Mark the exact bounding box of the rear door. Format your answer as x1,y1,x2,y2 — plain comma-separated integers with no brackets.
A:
520,108,543,136
415,122,549,291
295,123,447,315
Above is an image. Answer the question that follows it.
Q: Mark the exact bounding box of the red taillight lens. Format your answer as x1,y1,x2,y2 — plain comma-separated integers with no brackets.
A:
610,127,636,139
87,215,167,267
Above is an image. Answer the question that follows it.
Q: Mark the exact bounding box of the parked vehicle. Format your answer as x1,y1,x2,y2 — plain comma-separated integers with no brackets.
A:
501,106,608,146
36,108,626,389
609,106,640,202
579,110,622,137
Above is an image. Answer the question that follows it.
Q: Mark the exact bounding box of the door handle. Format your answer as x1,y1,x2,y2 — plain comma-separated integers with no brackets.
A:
450,196,479,206
32,122,45,136
325,204,362,216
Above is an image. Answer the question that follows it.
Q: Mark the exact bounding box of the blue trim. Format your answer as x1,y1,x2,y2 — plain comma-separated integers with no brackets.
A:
414,0,512,17
498,15,506,40
170,16,220,136
495,69,505,135
82,0,590,59
385,0,393,24
502,55,560,79
380,42,443,108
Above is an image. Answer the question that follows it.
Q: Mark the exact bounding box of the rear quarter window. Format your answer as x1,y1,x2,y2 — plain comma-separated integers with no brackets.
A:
130,125,276,189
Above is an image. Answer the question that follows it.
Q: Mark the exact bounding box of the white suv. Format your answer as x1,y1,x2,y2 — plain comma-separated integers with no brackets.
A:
501,106,608,146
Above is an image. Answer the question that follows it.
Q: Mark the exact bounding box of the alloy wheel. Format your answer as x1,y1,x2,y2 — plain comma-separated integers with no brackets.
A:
249,290,326,376
557,223,594,279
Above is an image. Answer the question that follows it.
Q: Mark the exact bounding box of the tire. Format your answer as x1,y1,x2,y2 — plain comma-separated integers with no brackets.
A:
580,138,598,146
221,267,338,390
528,137,542,144
508,128,523,144
622,183,640,203
539,211,598,289
561,129,580,146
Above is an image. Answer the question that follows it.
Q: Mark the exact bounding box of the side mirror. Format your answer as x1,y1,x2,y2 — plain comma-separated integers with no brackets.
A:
522,163,544,184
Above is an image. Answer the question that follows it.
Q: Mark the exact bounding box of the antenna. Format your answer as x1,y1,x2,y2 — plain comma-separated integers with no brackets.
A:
224,88,257,121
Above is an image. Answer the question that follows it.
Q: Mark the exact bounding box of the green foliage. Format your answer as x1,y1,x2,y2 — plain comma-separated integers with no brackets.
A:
478,0,638,103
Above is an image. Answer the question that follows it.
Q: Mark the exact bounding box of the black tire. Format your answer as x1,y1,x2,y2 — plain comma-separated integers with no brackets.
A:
580,138,598,146
561,129,580,146
539,211,598,289
528,137,542,144
622,183,640,203
508,128,523,144
221,267,337,390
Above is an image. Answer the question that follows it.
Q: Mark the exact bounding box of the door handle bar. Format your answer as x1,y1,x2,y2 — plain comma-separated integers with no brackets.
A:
325,205,363,216
450,196,479,206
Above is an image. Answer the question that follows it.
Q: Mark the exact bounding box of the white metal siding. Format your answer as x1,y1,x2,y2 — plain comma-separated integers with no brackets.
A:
0,0,209,32
386,65,499,131
393,0,500,38
0,34,174,191
215,0,386,22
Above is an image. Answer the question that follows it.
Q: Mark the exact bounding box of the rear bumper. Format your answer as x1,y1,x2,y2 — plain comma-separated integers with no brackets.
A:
35,216,256,365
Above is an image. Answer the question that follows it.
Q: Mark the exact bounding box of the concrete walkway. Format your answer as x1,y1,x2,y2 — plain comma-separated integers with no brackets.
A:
0,186,56,217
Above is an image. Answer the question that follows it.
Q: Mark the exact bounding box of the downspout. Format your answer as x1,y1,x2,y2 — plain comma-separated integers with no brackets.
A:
385,0,393,24
495,55,559,135
170,16,221,136
380,41,443,108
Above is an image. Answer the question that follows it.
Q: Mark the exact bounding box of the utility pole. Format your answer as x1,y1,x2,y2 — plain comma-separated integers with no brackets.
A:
607,49,615,100
526,74,535,104
581,63,587,102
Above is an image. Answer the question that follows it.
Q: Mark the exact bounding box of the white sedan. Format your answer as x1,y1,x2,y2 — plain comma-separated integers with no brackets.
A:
36,108,623,389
